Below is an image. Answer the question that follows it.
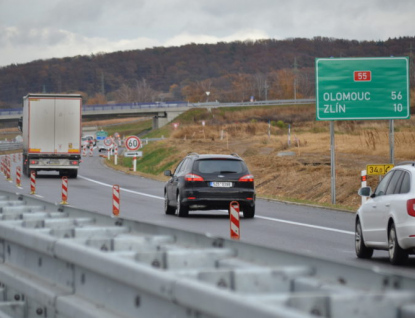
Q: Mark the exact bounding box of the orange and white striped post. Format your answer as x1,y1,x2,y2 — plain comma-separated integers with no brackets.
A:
112,185,120,217
6,155,11,181
61,176,68,204
15,166,21,187
30,171,36,194
229,201,240,240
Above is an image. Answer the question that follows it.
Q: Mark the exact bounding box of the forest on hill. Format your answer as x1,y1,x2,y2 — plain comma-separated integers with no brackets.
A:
0,36,414,108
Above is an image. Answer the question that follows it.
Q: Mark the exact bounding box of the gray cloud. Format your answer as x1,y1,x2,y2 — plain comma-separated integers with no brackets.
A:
0,0,414,66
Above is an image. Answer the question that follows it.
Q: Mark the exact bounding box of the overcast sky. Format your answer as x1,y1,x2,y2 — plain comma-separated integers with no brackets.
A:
0,0,414,67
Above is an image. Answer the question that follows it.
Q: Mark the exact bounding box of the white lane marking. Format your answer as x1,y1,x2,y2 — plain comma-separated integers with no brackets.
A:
79,175,354,235
78,175,164,200
256,215,354,235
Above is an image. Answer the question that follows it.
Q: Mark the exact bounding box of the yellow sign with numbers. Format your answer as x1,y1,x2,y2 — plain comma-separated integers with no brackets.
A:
366,164,394,176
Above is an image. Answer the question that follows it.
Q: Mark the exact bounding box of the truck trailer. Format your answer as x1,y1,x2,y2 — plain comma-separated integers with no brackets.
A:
18,93,82,178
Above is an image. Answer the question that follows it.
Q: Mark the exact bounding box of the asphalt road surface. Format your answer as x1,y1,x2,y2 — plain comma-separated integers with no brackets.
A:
2,150,415,276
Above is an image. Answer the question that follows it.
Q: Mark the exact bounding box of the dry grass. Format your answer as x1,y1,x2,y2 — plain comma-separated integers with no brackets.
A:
162,117,415,210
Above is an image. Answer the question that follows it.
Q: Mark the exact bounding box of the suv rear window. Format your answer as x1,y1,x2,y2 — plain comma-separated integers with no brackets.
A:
194,159,246,174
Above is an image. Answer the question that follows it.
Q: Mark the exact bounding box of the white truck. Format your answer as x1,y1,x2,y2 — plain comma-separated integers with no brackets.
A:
18,93,82,178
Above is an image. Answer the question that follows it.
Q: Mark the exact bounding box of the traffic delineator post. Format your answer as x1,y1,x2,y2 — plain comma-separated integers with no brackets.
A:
82,146,87,157
89,146,94,157
112,185,120,217
229,201,240,240
6,155,11,181
361,170,367,204
30,171,36,195
61,176,68,205
16,166,21,187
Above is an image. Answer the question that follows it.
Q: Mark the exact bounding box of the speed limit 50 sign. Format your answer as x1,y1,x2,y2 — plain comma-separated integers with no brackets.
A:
125,136,141,151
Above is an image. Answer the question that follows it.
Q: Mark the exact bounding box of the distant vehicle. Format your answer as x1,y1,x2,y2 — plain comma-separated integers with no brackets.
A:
356,163,415,265
97,141,112,153
81,135,96,148
18,93,82,178
164,153,255,218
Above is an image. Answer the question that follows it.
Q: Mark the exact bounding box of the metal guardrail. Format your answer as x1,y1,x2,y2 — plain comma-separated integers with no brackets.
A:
0,190,415,318
0,99,316,119
0,142,22,151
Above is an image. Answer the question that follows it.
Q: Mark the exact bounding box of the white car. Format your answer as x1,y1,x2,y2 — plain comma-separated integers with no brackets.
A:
81,135,96,148
356,163,415,265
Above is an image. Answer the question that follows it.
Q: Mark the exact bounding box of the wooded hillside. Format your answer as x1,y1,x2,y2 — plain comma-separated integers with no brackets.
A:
0,36,414,107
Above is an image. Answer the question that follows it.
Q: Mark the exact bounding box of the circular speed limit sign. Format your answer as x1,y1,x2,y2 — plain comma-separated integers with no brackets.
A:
103,137,113,146
125,136,141,151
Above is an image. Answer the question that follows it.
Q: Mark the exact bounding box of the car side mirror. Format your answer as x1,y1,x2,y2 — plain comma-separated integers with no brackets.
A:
358,186,372,197
164,170,172,177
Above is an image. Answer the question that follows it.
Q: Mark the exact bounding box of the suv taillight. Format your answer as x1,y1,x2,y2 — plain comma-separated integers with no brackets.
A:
407,199,415,217
185,174,204,182
239,174,254,182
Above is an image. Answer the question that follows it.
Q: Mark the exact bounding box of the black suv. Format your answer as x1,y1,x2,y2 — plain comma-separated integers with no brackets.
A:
164,153,255,218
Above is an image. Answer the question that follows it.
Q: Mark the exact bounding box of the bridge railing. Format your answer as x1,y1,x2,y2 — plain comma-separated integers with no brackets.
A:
0,99,316,118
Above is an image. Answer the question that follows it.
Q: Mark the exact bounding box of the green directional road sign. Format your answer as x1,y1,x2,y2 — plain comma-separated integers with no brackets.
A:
315,57,410,121
96,130,108,141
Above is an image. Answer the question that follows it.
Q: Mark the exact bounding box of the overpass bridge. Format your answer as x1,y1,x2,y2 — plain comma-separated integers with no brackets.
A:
0,99,315,129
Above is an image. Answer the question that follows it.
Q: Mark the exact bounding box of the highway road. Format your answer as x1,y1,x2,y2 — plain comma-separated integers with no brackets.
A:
2,150,415,276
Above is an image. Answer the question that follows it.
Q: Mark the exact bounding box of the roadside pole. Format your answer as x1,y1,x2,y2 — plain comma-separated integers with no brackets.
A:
389,120,395,165
330,122,336,205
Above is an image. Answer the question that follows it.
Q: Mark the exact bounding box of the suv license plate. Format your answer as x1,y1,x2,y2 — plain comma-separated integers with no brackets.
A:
210,182,232,188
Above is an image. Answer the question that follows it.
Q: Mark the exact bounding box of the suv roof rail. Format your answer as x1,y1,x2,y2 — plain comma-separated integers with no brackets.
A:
187,152,199,156
231,153,240,158
396,161,415,167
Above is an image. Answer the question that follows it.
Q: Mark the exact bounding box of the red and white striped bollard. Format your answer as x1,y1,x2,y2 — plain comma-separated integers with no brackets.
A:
6,155,11,181
61,176,68,204
16,166,21,187
112,185,120,217
229,201,240,240
30,171,36,194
